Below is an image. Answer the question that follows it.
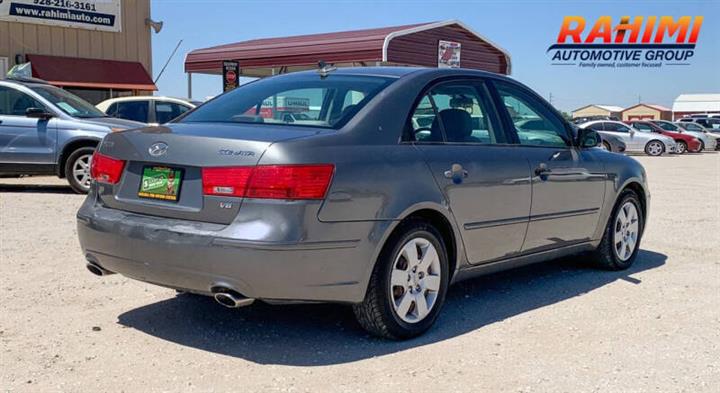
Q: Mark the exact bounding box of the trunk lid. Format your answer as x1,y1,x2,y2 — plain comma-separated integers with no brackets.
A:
96,123,328,224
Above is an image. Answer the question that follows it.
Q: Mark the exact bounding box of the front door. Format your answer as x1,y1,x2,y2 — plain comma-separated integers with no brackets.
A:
408,80,532,264
491,80,606,253
0,86,58,166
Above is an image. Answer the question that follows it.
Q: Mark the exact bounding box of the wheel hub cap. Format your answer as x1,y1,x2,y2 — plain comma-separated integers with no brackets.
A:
390,237,441,323
613,202,640,261
73,154,93,189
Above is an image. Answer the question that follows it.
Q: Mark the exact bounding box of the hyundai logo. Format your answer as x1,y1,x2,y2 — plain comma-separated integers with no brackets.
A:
148,142,169,157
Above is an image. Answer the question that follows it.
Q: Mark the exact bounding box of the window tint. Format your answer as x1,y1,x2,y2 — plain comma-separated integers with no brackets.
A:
181,75,393,129
654,121,678,131
105,102,118,116
604,122,631,132
585,122,604,131
406,81,503,144
155,101,191,124
115,101,149,123
633,122,653,131
494,81,568,147
0,86,47,116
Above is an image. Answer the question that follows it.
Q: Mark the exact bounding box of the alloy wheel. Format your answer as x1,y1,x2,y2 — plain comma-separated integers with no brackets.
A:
646,141,663,156
613,201,640,261
389,237,442,323
676,141,686,154
602,141,611,151
72,154,93,190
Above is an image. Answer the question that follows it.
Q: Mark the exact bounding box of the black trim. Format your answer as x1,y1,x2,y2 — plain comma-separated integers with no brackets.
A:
464,216,528,230
0,163,56,175
463,208,599,231
529,207,599,222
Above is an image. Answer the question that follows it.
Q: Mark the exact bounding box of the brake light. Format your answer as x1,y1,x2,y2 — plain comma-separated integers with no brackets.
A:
202,167,253,197
201,164,334,200
90,152,125,184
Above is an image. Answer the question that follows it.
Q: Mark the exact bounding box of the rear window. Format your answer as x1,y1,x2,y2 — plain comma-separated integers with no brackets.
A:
179,74,394,129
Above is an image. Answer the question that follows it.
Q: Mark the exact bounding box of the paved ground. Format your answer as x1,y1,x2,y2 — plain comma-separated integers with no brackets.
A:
1,153,719,392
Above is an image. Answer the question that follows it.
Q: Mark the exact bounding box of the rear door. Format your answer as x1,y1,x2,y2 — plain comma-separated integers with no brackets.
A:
0,85,58,167
410,79,532,264
490,80,605,253
114,101,150,124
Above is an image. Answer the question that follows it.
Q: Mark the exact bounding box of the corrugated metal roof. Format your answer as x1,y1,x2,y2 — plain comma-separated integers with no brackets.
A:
595,105,624,112
184,20,511,76
673,94,720,112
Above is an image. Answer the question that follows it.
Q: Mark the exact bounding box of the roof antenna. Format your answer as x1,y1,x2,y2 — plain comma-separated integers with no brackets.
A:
317,61,336,78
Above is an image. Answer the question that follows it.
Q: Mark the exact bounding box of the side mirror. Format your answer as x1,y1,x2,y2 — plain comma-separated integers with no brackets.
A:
577,128,601,148
25,107,54,120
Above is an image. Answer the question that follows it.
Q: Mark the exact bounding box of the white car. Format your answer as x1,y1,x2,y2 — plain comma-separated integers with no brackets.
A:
579,120,677,156
651,120,717,151
674,122,720,151
96,96,196,126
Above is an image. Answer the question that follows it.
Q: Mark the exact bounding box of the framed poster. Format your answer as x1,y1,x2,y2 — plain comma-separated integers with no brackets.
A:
438,40,461,68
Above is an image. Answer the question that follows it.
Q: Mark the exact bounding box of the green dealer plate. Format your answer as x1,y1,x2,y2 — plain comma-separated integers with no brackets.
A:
138,166,183,201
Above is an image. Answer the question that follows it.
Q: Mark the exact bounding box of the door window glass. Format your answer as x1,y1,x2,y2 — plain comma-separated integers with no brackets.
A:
407,81,502,144
604,122,631,132
115,101,149,123
632,122,653,132
585,122,604,131
495,81,569,147
0,86,46,116
155,101,191,124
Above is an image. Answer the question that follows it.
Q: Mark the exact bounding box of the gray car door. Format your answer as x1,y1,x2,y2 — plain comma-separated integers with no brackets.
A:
410,80,532,264
491,80,606,253
0,86,58,166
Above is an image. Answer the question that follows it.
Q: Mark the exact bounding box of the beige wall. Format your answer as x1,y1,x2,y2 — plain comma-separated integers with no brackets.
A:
573,106,616,118
622,106,671,121
0,0,151,75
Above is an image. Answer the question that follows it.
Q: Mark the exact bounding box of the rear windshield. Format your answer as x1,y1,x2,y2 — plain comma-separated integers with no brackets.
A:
180,74,395,129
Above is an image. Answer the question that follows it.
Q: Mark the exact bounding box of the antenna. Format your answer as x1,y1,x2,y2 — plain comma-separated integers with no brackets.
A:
317,61,336,78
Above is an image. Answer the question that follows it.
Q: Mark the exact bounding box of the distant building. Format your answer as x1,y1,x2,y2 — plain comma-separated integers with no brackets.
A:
0,0,155,104
572,104,623,120
672,94,720,120
621,104,672,121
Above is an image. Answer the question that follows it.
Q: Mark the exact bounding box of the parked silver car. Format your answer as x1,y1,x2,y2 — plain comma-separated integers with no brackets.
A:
651,120,717,151
77,68,649,339
0,78,144,192
579,120,676,156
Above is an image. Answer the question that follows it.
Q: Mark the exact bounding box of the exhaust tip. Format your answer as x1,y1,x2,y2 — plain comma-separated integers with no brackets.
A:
86,262,113,276
212,287,254,308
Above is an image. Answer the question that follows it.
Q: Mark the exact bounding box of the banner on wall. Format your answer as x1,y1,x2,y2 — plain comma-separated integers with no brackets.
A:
223,60,239,92
438,40,461,68
0,0,122,32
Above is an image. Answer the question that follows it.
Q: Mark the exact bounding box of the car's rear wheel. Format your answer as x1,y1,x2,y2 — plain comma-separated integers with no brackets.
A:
590,189,643,270
353,219,449,339
698,140,705,152
601,141,612,151
675,140,687,154
65,147,95,194
644,140,664,156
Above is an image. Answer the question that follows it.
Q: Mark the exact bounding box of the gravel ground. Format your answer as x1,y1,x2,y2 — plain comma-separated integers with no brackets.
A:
1,153,719,392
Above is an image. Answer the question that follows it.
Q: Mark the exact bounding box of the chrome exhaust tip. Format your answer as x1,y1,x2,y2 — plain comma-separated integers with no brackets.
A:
86,262,114,276
212,289,254,308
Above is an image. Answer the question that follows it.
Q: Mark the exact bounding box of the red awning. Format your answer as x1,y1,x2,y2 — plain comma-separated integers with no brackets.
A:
26,54,157,91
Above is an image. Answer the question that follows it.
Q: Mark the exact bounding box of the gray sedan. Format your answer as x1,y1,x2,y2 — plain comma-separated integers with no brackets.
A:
77,67,649,339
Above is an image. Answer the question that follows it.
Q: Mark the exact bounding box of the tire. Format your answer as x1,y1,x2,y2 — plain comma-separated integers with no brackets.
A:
698,141,705,152
644,140,664,156
353,219,450,340
64,146,95,194
602,141,612,151
590,190,644,270
675,141,687,154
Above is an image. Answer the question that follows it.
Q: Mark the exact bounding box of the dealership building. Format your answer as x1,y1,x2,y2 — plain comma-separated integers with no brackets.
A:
672,94,720,120
621,104,672,121
0,0,156,104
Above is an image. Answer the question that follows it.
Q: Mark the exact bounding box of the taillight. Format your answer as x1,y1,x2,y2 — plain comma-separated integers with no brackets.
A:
201,167,253,197
90,152,125,184
201,164,334,200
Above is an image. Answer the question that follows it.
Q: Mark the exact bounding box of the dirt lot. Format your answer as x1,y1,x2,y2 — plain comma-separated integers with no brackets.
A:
1,153,718,392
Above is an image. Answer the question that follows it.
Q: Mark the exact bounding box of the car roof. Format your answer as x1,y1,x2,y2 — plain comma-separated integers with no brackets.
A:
272,66,508,80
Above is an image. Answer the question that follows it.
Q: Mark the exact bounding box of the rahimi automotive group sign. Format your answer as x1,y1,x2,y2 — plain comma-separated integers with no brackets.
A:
0,0,122,32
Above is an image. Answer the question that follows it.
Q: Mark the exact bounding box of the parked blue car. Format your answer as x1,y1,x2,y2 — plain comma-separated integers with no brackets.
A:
0,78,144,192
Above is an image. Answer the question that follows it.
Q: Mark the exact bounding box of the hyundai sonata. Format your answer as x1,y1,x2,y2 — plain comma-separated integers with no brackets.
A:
77,67,649,339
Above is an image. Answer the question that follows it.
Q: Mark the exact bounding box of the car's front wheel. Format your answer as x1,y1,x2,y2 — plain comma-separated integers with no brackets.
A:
590,189,644,270
644,140,664,156
65,146,95,194
353,219,449,339
601,141,612,151
675,140,687,154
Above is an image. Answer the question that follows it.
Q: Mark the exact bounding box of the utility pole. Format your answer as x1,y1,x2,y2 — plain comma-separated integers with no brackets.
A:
638,94,641,104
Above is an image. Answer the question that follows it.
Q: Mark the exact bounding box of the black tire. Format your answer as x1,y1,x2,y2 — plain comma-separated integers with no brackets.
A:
353,219,450,340
644,140,664,156
698,140,705,152
64,146,95,194
602,141,612,151
590,190,644,270
676,140,687,154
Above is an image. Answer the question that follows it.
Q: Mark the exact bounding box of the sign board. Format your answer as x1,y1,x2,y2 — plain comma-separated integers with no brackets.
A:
0,57,8,79
0,0,122,32
222,60,239,92
438,40,461,68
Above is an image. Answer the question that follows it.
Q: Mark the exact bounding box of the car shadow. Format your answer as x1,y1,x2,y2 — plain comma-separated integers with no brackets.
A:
117,249,666,366
0,183,74,194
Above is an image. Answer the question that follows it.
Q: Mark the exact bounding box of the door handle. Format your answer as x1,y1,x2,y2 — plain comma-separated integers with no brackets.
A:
534,163,552,177
444,163,468,183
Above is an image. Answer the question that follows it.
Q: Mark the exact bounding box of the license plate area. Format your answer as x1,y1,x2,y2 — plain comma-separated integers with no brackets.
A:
138,166,183,202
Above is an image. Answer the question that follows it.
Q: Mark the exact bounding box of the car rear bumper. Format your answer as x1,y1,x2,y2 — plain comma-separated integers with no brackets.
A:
76,192,381,304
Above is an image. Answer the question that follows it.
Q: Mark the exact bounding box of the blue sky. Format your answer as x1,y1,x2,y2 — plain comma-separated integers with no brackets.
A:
150,0,719,112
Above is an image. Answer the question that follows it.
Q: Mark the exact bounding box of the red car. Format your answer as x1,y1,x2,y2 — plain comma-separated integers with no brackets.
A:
625,120,702,154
